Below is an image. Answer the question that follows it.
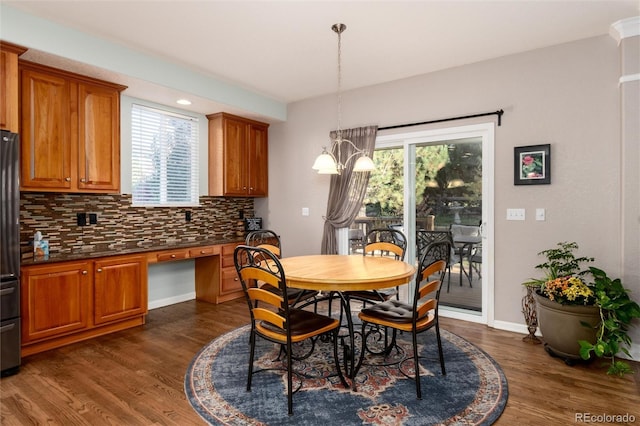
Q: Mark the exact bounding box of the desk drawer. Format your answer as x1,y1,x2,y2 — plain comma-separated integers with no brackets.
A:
156,250,189,262
189,246,218,258
220,267,241,294
221,243,240,268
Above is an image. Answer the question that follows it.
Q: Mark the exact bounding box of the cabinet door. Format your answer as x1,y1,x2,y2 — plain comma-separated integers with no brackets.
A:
0,43,25,133
77,83,120,192
223,117,249,196
247,123,269,197
20,67,72,190
21,261,92,343
94,255,147,325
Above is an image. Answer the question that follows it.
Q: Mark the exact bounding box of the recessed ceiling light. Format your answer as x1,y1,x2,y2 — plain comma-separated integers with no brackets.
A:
177,99,192,105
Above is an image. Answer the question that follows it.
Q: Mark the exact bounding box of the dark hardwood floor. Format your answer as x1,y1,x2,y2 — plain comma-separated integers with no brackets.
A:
1,298,638,425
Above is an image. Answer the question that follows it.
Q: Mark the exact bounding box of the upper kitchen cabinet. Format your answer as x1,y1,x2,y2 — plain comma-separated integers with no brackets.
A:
0,42,27,133
207,112,269,197
19,61,127,193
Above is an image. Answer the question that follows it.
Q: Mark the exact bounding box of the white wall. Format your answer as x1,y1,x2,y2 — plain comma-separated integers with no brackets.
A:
257,35,637,345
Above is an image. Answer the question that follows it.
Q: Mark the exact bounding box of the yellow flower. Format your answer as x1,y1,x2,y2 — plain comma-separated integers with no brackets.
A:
543,276,594,305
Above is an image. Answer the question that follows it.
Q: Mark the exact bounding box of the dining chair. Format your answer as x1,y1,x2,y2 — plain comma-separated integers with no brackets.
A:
448,224,481,291
345,228,408,306
416,229,463,292
356,239,451,399
245,229,282,257
245,229,319,309
233,245,347,415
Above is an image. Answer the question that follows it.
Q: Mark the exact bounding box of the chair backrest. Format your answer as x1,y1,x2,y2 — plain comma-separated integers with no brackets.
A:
412,240,451,321
246,229,282,258
363,228,407,261
416,230,452,259
234,245,292,337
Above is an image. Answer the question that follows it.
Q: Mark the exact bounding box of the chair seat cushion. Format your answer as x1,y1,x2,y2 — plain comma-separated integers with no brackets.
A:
260,283,317,303
260,308,338,339
345,289,396,302
360,299,425,323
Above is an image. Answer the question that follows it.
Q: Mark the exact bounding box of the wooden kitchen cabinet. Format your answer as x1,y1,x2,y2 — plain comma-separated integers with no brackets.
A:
21,260,93,344
94,254,147,325
19,61,126,193
207,112,269,197
0,42,27,133
20,254,147,356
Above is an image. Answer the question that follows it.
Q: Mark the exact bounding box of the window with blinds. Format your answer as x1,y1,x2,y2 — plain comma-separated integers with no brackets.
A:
131,104,199,206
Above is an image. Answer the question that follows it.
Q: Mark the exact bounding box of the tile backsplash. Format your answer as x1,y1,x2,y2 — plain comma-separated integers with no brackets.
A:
20,193,253,254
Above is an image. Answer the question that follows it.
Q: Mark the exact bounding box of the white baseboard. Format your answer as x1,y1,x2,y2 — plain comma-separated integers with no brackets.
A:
148,292,195,310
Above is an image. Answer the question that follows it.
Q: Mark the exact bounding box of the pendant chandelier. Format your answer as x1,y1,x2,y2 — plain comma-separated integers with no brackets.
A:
312,23,375,175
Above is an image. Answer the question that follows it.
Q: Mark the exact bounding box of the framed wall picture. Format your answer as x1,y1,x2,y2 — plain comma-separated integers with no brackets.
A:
514,144,551,185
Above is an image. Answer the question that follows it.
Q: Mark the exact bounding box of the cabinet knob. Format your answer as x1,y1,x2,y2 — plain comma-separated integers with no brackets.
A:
97,268,102,273
171,254,176,258
65,177,71,182
234,277,239,281
80,178,86,183
200,250,206,254
82,270,88,275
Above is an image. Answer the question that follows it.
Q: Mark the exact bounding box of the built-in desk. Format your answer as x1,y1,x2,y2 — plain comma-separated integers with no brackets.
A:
147,241,243,304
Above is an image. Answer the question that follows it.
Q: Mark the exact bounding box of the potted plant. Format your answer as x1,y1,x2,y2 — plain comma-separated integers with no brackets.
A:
523,242,640,376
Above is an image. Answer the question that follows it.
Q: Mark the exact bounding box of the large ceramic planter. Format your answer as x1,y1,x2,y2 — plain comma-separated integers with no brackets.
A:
533,291,600,363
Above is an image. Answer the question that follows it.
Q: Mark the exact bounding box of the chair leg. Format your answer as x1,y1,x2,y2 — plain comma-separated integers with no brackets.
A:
247,330,256,391
286,342,293,415
436,324,446,376
412,330,422,400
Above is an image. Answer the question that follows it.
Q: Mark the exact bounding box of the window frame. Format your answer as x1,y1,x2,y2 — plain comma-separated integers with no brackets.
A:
130,103,200,207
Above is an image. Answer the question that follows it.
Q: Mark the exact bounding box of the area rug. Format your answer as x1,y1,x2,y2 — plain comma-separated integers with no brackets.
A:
185,324,508,425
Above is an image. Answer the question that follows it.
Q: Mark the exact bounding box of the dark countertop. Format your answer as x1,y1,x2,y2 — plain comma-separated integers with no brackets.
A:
21,238,245,266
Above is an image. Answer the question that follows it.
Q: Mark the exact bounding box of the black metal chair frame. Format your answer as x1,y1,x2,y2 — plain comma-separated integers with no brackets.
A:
356,240,450,399
234,245,348,415
346,227,408,305
417,229,475,292
245,229,319,309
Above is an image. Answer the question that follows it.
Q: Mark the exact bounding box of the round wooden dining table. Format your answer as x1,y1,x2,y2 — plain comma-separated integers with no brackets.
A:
277,254,416,388
278,254,416,292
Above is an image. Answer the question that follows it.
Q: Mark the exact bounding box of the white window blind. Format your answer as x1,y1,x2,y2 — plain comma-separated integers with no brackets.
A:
131,104,199,206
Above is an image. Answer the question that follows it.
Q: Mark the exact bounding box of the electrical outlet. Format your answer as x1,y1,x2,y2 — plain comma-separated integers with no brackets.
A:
89,213,97,224
185,211,192,222
77,212,87,226
302,207,309,216
506,208,525,221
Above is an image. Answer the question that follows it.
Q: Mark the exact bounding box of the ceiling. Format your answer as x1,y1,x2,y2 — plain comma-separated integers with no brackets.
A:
4,1,639,117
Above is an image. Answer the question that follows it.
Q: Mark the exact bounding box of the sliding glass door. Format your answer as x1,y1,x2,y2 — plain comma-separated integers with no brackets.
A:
358,123,494,325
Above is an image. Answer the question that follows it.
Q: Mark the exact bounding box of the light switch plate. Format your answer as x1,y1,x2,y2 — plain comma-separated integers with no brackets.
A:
536,208,545,221
301,207,309,216
506,208,525,221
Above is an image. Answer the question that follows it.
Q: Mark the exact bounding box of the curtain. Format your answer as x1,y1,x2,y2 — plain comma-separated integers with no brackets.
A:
321,125,378,254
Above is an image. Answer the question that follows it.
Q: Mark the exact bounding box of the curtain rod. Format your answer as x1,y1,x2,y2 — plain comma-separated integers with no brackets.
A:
378,109,504,131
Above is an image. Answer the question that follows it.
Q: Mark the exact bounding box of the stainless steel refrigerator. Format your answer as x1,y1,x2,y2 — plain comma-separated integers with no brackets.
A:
1,129,21,376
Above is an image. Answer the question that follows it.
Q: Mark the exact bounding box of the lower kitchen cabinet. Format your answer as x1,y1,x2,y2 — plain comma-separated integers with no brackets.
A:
20,254,147,356
94,254,147,325
21,260,93,344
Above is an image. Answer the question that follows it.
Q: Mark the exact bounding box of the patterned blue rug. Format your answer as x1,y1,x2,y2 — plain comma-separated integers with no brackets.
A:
185,324,508,425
